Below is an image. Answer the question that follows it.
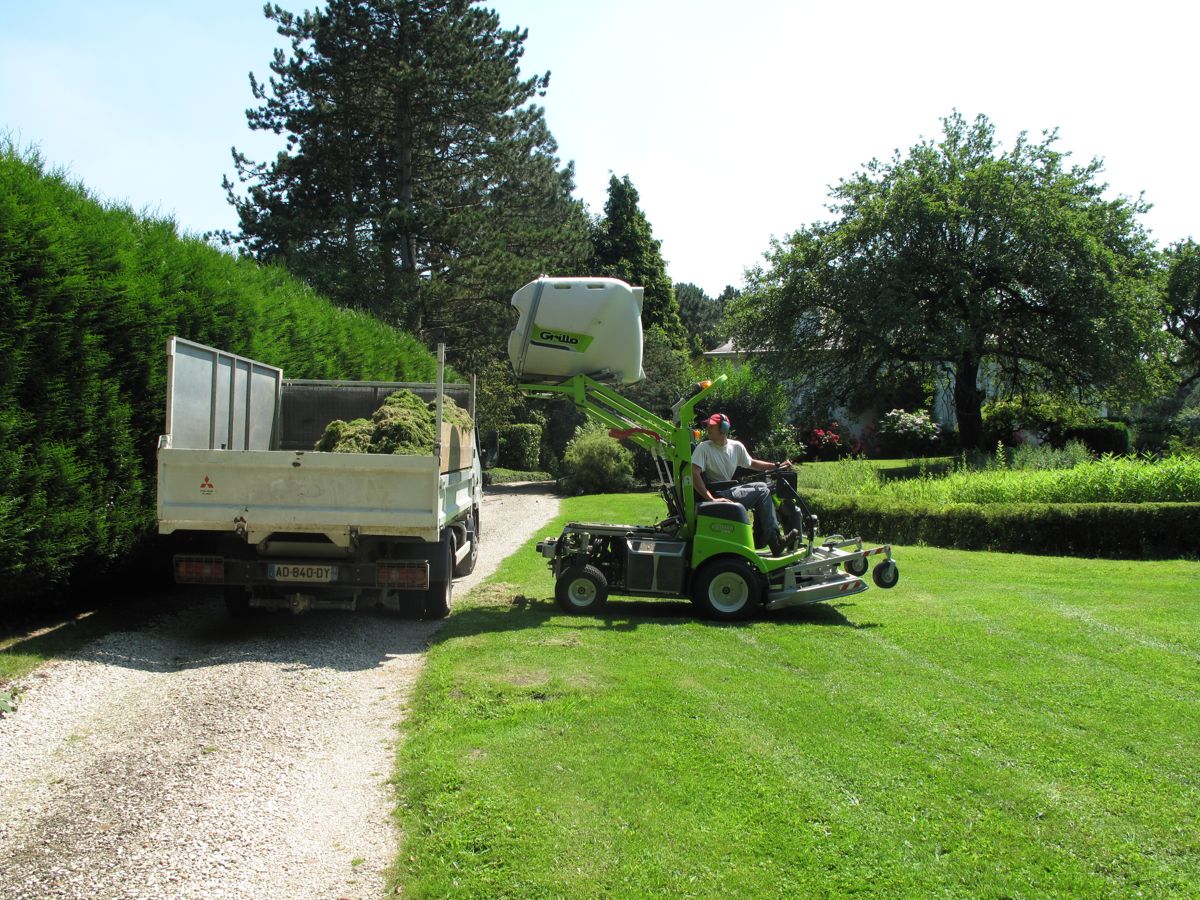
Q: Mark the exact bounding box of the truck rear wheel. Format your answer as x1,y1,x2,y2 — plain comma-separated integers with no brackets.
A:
422,533,454,619
223,586,253,617
452,511,479,578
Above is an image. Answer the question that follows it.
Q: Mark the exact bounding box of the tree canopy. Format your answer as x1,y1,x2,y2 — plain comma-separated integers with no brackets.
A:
675,281,729,356
728,112,1168,449
1162,239,1200,395
222,0,591,368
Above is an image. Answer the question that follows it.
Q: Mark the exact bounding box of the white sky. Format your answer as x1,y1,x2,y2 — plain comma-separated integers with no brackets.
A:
2,0,1196,298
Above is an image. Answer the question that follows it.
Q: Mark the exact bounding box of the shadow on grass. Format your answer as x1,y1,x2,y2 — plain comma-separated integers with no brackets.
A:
877,459,956,481
437,584,880,648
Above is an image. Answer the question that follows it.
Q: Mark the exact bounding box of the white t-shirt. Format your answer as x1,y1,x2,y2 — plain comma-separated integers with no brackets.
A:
692,438,752,484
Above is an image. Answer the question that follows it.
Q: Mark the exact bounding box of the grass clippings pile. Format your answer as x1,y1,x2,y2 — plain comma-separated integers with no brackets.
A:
315,390,472,455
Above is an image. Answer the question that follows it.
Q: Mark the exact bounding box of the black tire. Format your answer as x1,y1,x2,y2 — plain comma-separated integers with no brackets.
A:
555,564,608,615
844,556,869,577
452,511,480,578
422,534,454,619
872,560,900,589
692,558,762,621
223,586,253,617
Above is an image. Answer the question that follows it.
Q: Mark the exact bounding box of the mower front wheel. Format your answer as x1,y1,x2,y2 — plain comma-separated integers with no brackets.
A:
555,564,608,615
872,560,900,589
844,556,869,577
692,558,762,621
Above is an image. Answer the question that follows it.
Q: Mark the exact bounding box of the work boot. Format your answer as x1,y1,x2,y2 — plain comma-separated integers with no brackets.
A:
769,529,799,557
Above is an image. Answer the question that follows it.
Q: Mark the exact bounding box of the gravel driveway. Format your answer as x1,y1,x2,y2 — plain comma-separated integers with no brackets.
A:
0,482,560,900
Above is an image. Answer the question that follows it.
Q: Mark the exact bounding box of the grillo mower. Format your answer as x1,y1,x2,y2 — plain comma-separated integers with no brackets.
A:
508,276,899,621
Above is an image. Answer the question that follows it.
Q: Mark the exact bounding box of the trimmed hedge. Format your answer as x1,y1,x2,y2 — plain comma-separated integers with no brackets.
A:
805,489,1200,560
499,424,542,470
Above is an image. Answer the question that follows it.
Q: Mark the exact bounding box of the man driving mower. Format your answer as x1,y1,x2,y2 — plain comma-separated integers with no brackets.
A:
691,412,798,557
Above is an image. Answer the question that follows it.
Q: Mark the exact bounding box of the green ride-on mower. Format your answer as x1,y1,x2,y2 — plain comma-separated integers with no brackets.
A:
507,276,900,621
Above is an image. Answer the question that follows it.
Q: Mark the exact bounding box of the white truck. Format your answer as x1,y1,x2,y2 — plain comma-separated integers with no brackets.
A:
156,337,482,617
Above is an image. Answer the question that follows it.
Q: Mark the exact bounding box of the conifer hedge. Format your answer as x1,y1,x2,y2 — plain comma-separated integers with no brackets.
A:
1,146,441,613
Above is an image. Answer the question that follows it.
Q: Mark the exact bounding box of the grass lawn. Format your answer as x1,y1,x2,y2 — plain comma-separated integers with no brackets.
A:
393,491,1199,896
388,489,1195,897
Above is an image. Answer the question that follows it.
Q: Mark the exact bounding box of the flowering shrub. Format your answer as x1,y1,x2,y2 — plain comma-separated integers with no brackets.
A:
806,421,847,461
877,408,942,458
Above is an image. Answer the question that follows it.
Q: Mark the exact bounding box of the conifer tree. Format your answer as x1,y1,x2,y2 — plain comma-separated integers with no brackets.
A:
222,0,591,363
592,175,688,355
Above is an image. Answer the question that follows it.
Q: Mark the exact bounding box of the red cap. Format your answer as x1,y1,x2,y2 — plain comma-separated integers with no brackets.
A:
706,413,730,427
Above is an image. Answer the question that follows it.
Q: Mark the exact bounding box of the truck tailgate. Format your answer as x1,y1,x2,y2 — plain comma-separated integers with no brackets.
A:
157,447,473,544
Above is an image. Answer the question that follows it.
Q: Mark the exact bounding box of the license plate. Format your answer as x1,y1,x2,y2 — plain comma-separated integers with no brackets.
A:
268,563,337,583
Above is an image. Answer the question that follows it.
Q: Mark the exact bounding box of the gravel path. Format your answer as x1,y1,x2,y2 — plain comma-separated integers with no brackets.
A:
0,483,560,900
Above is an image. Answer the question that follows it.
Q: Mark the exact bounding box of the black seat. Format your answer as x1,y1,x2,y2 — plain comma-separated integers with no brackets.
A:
696,501,750,525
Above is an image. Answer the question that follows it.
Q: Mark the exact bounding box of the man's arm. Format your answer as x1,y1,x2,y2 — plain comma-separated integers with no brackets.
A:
749,456,791,472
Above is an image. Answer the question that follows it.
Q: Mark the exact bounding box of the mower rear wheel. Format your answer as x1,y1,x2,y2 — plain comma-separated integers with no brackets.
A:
555,564,608,615
872,560,900,589
693,558,762,621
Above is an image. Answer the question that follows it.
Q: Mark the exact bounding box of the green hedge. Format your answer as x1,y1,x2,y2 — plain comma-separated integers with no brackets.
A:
498,424,543,470
1,146,441,613
805,489,1200,560
1053,420,1133,455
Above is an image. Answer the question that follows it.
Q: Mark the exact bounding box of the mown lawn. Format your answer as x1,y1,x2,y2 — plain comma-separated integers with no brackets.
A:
390,493,1200,897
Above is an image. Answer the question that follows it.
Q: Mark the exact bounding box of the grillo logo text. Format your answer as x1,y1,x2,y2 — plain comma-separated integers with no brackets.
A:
539,330,578,345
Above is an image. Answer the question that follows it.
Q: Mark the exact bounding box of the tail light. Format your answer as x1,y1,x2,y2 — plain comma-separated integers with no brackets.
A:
377,562,429,589
175,556,225,583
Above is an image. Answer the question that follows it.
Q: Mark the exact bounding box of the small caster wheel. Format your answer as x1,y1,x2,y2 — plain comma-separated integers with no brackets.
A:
872,560,900,589
844,556,868,577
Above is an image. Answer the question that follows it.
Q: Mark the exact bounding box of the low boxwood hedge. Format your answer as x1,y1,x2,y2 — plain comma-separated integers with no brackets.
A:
804,489,1200,559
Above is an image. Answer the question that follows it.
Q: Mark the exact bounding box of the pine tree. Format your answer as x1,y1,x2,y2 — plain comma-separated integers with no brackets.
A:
592,175,688,354
222,0,591,363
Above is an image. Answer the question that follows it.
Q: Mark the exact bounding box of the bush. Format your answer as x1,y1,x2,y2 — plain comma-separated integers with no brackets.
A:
560,423,636,494
697,361,790,449
982,394,1096,447
757,424,806,466
1053,420,1132,455
877,408,942,458
498,424,543,470
1167,407,1200,455
1008,440,1093,471
805,421,849,461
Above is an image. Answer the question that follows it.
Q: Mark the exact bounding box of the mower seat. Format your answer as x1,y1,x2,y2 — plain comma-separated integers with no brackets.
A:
696,501,750,526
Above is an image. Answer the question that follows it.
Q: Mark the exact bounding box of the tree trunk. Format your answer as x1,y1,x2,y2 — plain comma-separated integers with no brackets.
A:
954,352,986,450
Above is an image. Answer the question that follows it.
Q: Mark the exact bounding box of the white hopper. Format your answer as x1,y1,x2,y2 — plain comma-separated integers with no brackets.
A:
507,277,646,385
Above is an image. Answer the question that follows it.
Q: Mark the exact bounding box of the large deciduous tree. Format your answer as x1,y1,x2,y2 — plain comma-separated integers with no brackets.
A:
1162,239,1200,395
222,0,591,366
592,175,688,355
728,112,1168,449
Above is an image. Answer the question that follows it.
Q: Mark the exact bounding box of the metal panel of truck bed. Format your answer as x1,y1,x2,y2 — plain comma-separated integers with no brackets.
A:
157,446,477,545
